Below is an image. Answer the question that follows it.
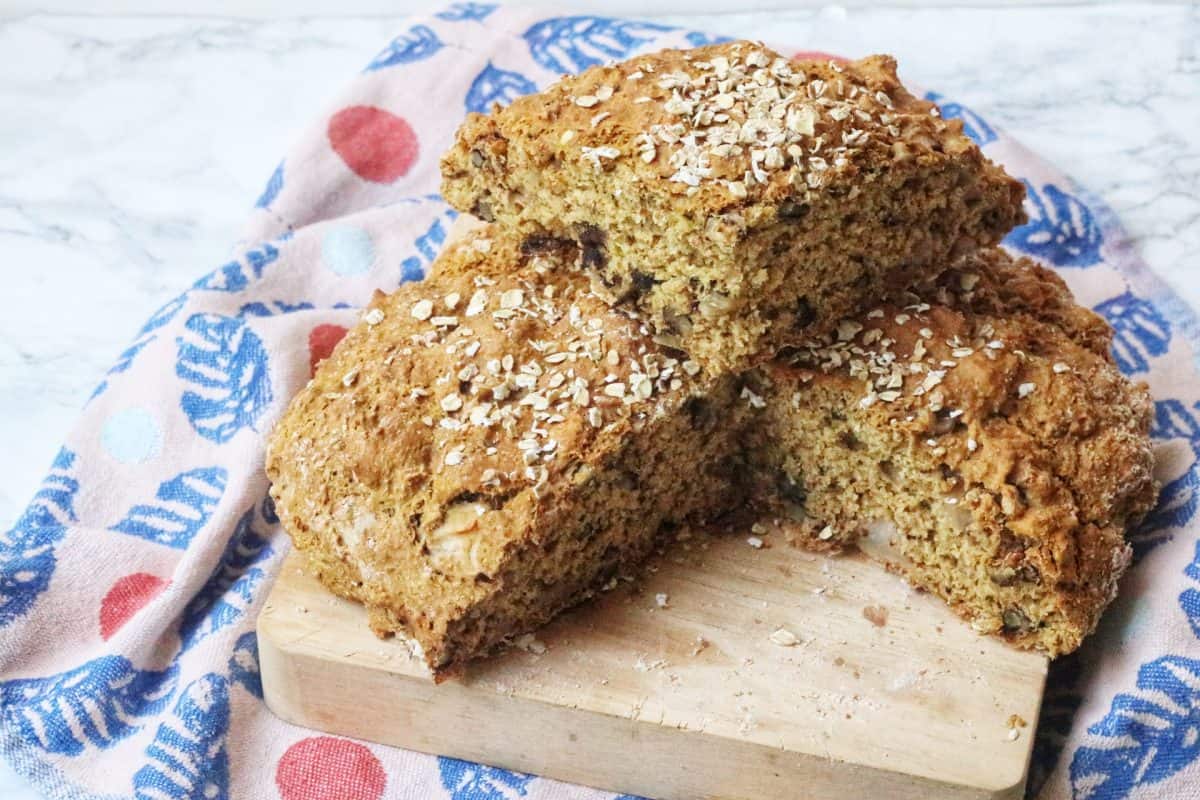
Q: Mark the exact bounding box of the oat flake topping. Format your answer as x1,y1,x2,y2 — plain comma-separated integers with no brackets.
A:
566,45,908,197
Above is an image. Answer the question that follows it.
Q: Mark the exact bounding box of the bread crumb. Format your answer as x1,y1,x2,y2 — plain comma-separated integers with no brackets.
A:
863,605,889,627
770,628,800,647
634,654,667,672
514,633,547,655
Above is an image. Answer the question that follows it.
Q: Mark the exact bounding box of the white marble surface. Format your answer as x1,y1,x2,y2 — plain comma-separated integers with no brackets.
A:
1,3,1197,797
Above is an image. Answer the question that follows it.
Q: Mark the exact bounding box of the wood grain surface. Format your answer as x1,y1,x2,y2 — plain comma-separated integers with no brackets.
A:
260,519,1047,800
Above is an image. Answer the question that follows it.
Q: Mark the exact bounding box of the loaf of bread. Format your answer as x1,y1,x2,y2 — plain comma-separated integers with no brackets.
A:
269,41,1155,673
751,248,1157,655
267,229,747,676
442,42,1025,372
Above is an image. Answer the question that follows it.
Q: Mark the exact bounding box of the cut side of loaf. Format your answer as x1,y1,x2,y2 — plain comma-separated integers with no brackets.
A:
750,249,1158,655
441,42,1026,373
266,229,747,677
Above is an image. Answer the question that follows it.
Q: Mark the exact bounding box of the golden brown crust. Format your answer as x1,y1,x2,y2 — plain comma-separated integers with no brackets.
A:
442,42,1025,372
446,46,980,219
266,228,744,673
759,248,1158,655
270,39,1150,665
270,232,1155,667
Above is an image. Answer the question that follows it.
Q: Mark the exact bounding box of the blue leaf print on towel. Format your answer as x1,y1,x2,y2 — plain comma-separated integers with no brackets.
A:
1005,180,1103,268
1182,540,1200,639
1070,656,1200,799
400,207,459,283
365,25,443,71
684,32,733,47
524,17,674,74
1130,399,1200,558
176,313,273,444
438,757,534,799
93,292,189,400
1094,291,1171,375
133,674,230,800
0,448,78,628
1028,654,1085,798
110,467,228,550
227,631,263,699
259,493,278,525
143,293,191,334
237,300,319,318
178,505,274,651
1131,467,1197,561
435,2,497,21
466,63,537,114
115,293,189,372
0,655,178,755
193,242,281,293
923,92,997,146
1150,398,1200,448
1069,536,1200,799
255,162,284,209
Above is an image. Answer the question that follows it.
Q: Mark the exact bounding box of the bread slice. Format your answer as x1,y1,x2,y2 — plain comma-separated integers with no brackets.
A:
266,229,747,676
268,235,1155,670
749,248,1158,655
441,42,1025,372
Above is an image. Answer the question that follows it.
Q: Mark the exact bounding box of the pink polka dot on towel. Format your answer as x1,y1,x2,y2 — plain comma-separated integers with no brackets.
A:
276,737,386,800
328,106,419,183
99,573,168,640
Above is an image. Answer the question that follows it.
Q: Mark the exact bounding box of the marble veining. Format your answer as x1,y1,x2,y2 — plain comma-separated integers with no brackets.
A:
0,4,1196,798
2,3,1196,530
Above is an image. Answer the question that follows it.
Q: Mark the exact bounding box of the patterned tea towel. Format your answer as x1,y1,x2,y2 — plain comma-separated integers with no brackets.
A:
2,5,1198,800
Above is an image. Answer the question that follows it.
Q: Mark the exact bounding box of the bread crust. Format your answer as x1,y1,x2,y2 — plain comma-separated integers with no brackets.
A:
266,230,744,673
757,249,1158,654
442,42,1026,372
269,236,1156,668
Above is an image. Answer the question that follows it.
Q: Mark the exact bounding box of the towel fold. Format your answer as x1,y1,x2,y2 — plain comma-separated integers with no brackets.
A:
2,6,1197,799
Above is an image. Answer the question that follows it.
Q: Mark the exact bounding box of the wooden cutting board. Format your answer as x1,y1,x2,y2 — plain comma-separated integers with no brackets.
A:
258,517,1047,800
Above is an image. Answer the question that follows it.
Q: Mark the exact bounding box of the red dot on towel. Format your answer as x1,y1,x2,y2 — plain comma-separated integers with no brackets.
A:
276,737,386,800
309,324,349,376
99,573,168,640
328,105,419,183
792,50,849,64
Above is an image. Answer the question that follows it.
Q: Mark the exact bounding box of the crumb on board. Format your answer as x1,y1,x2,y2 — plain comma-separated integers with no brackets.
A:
634,654,668,672
514,633,547,655
862,605,889,627
770,628,800,647
1003,714,1028,741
